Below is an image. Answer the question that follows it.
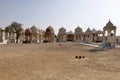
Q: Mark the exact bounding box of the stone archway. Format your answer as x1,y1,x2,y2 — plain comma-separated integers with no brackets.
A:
67,34,74,41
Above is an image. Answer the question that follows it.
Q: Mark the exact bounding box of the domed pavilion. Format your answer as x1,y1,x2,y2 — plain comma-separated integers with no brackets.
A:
103,20,116,37
103,20,117,48
24,28,32,43
74,26,83,42
84,27,93,42
57,27,67,42
30,26,39,43
44,25,55,42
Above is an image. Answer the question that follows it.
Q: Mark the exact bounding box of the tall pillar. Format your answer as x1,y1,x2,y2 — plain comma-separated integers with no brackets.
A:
114,29,116,37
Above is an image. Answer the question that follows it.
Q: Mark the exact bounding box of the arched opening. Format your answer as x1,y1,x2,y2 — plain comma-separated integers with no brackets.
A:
111,30,114,37
67,34,74,41
105,31,108,36
116,39,118,44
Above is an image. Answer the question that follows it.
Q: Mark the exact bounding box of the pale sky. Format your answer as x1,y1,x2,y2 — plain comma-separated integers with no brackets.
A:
0,0,120,35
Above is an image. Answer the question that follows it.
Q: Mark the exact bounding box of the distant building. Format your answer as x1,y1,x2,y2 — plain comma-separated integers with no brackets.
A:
44,25,55,42
0,20,118,45
24,28,33,43
103,20,117,48
57,27,67,42
30,26,39,43
103,20,116,40
74,26,83,42
0,28,6,43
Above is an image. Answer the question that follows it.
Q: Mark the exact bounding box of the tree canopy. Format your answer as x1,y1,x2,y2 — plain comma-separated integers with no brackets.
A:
5,22,24,43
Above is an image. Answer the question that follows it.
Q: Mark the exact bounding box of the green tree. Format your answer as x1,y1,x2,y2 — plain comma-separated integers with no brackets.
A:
5,22,23,43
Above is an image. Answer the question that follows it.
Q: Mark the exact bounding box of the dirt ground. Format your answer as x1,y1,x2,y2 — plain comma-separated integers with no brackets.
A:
0,43,120,80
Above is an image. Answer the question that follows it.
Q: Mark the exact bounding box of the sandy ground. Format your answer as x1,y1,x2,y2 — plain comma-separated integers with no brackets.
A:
0,43,120,80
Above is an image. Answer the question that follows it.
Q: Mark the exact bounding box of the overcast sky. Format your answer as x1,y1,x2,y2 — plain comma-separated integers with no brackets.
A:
0,0,120,35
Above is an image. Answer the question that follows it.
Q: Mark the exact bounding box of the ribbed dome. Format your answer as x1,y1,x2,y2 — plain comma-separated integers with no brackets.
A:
46,25,54,33
25,28,32,35
103,20,116,30
75,26,82,32
59,27,66,32
106,20,113,27
86,27,91,33
30,26,38,34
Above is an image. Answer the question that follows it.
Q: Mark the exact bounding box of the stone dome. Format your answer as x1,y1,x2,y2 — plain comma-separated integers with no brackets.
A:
86,27,92,33
75,26,82,33
106,20,113,27
25,28,32,35
30,26,38,34
92,28,97,34
59,27,66,33
46,25,54,33
104,20,116,30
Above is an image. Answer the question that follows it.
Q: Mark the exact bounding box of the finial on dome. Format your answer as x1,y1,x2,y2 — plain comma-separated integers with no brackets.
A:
109,19,111,23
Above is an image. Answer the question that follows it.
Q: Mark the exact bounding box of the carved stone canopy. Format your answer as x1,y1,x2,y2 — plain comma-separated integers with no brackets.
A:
103,20,116,31
46,26,54,33
25,28,32,35
58,27,66,34
75,26,82,33
30,26,38,34
85,27,92,34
